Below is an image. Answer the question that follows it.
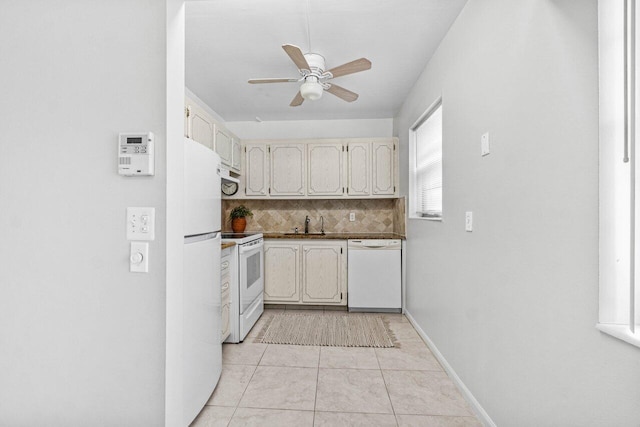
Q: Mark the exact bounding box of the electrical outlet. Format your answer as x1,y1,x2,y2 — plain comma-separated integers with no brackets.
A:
481,132,490,156
465,211,473,232
349,212,355,222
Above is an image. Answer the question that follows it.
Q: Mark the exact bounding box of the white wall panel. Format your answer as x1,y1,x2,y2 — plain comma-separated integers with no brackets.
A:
394,0,640,425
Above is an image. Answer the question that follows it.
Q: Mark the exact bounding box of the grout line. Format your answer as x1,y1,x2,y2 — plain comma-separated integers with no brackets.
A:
230,366,259,420
312,349,321,426
380,372,399,427
226,351,261,425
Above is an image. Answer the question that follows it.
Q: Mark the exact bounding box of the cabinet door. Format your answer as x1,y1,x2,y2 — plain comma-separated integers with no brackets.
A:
301,242,346,305
372,141,395,195
187,102,214,150
307,143,344,196
347,142,371,196
215,127,233,166
221,287,230,341
245,144,269,196
264,243,301,302
231,138,241,172
270,144,305,196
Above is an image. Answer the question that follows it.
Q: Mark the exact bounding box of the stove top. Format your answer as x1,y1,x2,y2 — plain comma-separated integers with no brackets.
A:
221,232,263,244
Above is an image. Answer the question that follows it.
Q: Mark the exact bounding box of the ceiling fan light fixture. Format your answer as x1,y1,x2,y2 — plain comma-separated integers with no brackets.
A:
300,78,323,101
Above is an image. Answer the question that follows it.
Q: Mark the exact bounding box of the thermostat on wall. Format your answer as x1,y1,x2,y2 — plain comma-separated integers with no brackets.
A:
118,132,155,176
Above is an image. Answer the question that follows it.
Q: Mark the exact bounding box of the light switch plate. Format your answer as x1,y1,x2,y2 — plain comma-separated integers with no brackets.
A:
127,207,155,241
465,211,473,232
481,132,490,156
130,241,149,273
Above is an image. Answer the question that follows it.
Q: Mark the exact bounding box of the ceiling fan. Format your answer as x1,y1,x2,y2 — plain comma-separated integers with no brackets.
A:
248,44,372,107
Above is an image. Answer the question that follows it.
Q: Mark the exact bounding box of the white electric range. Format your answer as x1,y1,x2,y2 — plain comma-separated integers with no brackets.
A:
221,232,264,343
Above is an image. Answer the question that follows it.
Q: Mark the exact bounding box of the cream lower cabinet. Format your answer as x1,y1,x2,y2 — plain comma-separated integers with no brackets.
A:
264,240,347,306
264,242,300,302
301,242,347,304
221,281,230,341
220,248,232,342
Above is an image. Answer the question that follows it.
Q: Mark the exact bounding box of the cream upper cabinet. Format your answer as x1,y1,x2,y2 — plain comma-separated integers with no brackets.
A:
307,143,344,196
244,143,269,196
347,142,371,196
301,242,347,305
270,144,306,196
236,137,396,199
372,140,395,195
215,127,233,167
264,242,301,303
231,138,241,172
185,100,214,150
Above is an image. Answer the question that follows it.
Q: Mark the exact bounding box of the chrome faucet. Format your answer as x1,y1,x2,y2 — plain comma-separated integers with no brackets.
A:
320,216,325,235
304,215,311,234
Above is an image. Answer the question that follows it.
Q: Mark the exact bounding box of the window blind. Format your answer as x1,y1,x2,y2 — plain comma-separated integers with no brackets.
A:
414,104,442,218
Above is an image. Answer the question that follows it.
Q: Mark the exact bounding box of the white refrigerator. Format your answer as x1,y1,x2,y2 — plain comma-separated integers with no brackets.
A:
183,138,222,426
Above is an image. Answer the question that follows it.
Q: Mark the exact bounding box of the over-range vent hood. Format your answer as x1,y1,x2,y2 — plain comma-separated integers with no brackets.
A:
219,167,239,184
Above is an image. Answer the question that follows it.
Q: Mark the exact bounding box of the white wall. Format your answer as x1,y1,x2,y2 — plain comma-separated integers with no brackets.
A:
394,0,640,425
0,1,169,425
226,118,393,140
166,1,186,425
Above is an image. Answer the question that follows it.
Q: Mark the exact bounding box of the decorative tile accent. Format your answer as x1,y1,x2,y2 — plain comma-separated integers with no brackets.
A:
222,199,400,234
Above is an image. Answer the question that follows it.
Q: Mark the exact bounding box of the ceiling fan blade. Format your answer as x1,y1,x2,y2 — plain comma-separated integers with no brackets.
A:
326,84,359,102
290,91,305,107
327,58,372,79
248,78,299,84
282,44,311,71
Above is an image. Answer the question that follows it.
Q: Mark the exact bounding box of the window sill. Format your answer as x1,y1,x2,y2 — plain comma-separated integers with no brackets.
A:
596,323,640,348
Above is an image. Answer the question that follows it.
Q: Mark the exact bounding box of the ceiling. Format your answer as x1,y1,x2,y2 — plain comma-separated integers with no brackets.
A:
185,0,468,122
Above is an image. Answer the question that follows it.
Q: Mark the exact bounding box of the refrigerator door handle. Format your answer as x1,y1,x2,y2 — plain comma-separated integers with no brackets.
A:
184,231,220,244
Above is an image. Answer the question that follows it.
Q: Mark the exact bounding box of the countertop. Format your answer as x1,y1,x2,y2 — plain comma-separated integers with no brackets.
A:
262,232,405,240
221,242,236,250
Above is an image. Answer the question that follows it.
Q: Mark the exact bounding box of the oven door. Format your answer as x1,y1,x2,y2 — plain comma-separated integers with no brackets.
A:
238,239,264,314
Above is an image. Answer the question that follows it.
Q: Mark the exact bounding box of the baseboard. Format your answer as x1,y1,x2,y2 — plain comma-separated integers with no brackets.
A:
404,310,497,427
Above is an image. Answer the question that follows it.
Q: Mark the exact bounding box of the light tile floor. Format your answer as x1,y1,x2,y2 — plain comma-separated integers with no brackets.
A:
191,309,482,427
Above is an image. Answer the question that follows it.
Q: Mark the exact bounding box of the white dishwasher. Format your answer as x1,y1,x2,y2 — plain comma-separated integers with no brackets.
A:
348,239,402,312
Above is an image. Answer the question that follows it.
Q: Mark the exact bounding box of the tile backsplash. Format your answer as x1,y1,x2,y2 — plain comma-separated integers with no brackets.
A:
222,198,405,235
393,197,406,236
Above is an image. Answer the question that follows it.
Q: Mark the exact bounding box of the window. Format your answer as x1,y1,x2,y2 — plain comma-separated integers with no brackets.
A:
598,0,640,348
410,101,443,219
